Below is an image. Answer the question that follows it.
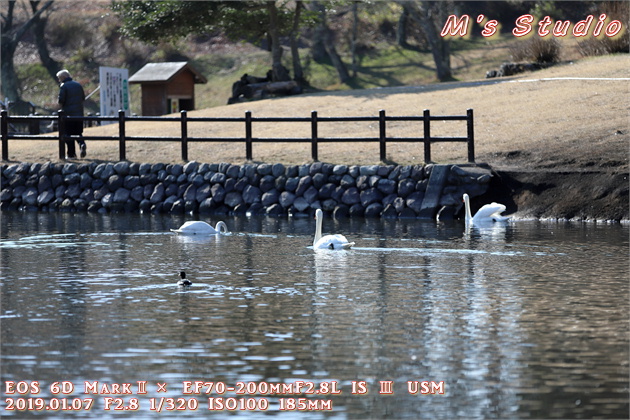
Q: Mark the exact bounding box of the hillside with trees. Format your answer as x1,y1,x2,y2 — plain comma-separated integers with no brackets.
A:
2,1,628,117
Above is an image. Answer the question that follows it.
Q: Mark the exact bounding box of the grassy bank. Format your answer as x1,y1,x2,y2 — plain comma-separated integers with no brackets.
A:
4,55,629,221
6,54,628,172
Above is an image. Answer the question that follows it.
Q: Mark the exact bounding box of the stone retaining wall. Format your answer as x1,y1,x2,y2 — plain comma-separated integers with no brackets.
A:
0,161,492,218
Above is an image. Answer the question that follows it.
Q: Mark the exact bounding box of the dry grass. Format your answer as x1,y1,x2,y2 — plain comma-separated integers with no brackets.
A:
5,54,629,171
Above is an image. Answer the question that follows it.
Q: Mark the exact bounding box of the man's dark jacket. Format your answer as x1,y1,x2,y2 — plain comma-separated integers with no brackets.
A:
58,78,85,116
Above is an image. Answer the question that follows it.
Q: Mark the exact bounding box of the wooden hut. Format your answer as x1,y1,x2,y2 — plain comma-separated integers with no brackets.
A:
128,62,207,116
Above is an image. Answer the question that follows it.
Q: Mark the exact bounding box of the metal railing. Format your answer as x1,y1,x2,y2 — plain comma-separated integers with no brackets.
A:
1,109,475,163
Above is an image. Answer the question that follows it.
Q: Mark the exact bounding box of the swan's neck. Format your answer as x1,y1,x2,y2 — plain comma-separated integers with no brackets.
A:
464,196,473,224
313,215,322,247
215,221,228,233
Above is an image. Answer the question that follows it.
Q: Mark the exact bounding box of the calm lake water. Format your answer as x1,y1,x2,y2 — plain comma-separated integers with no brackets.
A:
1,211,628,419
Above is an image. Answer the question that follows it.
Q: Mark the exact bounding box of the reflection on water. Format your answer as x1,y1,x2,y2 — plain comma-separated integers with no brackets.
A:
1,212,628,419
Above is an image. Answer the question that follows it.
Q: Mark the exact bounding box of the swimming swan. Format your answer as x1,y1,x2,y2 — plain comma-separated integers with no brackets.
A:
177,271,192,287
463,193,509,226
171,221,229,235
313,209,355,250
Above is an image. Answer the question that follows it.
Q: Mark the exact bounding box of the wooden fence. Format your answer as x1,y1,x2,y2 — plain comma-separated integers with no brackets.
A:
1,109,475,163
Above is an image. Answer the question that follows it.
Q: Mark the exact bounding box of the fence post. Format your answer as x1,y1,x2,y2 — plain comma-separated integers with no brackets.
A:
1,110,8,161
245,111,252,161
423,109,431,163
118,110,126,161
379,109,386,161
29,113,39,135
181,110,188,161
311,110,318,162
58,111,66,159
467,108,475,163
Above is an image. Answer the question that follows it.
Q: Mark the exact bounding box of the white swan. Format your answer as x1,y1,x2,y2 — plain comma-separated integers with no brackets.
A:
313,209,355,250
463,193,510,226
171,220,229,235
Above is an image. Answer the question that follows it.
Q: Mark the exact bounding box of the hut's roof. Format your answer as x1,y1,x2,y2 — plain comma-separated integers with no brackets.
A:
128,62,207,84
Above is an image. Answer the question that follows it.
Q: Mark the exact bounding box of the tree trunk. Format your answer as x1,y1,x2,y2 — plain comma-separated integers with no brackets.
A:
310,1,351,84
289,1,305,85
1,0,20,102
267,1,290,82
432,33,452,81
403,1,452,82
309,2,328,62
351,1,358,78
397,6,410,48
30,2,61,84
397,6,423,52
324,33,351,84
1,0,55,102
1,39,20,102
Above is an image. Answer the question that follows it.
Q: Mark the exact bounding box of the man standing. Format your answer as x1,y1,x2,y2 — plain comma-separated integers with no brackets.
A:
57,69,86,158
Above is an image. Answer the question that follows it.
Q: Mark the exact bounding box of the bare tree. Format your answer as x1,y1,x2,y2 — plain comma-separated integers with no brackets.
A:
266,1,291,82
397,5,410,48
30,0,61,83
399,1,453,82
289,1,305,84
350,1,358,78
309,1,350,84
1,0,54,102
397,5,422,52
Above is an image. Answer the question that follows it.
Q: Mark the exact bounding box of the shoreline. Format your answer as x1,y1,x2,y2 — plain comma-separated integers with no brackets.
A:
487,168,629,223
1,160,628,223
0,161,492,220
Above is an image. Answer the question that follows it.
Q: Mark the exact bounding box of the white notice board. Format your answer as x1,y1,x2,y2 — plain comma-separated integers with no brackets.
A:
99,67,129,123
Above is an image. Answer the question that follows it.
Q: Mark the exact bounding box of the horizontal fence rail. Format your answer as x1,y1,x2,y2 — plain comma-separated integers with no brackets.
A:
1,109,475,163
